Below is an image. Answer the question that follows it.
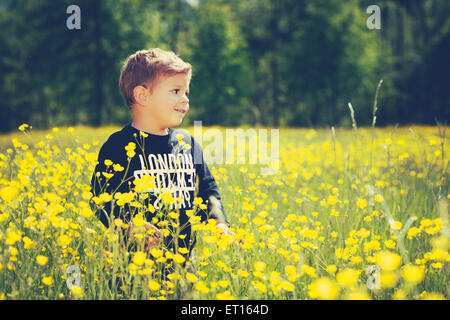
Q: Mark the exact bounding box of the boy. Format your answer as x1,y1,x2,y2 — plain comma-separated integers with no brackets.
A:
90,48,231,260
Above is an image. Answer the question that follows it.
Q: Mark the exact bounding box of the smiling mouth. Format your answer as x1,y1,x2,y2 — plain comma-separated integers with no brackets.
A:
175,108,187,114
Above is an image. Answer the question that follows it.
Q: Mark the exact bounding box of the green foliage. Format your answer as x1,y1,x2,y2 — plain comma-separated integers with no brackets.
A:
0,0,448,133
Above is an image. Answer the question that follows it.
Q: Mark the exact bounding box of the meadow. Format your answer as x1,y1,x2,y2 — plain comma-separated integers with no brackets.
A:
0,123,448,300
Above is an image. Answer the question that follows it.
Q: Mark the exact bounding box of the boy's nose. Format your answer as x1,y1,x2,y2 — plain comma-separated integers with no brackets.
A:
181,94,189,104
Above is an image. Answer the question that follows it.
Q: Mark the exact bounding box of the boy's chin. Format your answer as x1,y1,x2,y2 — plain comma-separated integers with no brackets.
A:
173,117,186,126
167,120,183,129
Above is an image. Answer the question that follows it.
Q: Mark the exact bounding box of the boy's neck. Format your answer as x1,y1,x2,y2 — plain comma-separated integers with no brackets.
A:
131,120,169,136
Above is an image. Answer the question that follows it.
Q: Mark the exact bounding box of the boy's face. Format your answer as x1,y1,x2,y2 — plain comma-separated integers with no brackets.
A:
141,73,190,130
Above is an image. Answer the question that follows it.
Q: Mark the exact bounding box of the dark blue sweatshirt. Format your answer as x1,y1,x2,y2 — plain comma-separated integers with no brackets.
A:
90,123,228,253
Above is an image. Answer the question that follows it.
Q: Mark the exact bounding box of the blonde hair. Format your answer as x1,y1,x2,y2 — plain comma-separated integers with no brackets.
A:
119,48,192,108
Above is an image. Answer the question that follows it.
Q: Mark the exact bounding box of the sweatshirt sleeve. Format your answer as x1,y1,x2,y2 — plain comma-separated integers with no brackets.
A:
191,136,229,225
90,138,131,229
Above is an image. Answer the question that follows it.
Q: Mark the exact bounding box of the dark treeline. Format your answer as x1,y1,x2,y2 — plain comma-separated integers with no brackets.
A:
0,0,449,133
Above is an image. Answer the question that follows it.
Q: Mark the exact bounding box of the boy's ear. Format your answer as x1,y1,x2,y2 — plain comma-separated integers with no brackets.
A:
133,85,150,106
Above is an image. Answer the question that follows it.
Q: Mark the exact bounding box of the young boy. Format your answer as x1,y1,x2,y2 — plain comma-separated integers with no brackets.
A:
90,48,231,259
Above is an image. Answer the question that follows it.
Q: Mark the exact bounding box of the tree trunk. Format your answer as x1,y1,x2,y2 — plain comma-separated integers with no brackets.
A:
169,0,181,53
269,1,280,127
92,0,103,127
270,54,280,127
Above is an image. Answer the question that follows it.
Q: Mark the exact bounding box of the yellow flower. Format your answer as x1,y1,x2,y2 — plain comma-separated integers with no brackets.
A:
168,211,178,219
335,269,361,286
251,280,267,293
401,264,425,284
349,256,363,265
132,251,147,266
42,276,53,286
131,213,146,227
18,123,29,131
346,290,371,300
92,192,113,205
254,261,266,272
0,185,19,202
71,286,83,298
330,209,340,217
393,289,407,300
237,269,249,278
375,250,402,271
218,280,229,288
384,239,396,249
326,265,337,274
23,237,36,250
280,280,295,292
407,227,421,240
380,271,398,288
197,271,207,278
102,172,114,179
172,253,186,264
356,228,370,238
150,249,163,259
363,240,381,253
301,264,316,277
133,175,156,193
430,262,443,269
327,195,339,205
374,194,384,202
160,190,176,205
148,280,161,291
356,198,368,209
58,234,71,248
384,137,392,146
9,247,18,256
242,202,255,211
216,291,234,300
36,255,49,266
389,220,402,231
285,265,297,275
113,163,124,172
186,272,198,283
78,201,94,218
194,281,210,294
421,292,445,300
308,277,338,300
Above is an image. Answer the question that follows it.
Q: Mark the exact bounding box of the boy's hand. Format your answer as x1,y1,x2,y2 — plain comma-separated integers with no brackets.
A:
215,219,233,236
144,222,163,251
126,222,162,251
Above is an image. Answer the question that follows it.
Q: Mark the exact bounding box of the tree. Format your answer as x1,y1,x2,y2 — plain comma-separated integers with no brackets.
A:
188,0,252,126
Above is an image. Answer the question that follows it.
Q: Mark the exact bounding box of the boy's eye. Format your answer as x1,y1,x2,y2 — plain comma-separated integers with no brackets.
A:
172,89,189,97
